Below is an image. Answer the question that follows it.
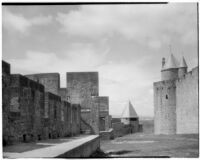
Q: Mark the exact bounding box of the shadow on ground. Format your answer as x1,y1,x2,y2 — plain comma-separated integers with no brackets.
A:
90,149,170,158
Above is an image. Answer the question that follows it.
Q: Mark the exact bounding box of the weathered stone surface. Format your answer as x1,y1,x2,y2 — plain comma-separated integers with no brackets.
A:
2,61,82,146
154,80,176,134
26,73,60,95
92,96,109,131
176,67,198,134
67,72,99,134
154,59,198,135
58,88,69,102
3,73,45,145
67,72,99,105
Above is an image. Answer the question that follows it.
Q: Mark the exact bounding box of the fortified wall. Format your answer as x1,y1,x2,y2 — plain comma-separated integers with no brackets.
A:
154,54,198,135
176,67,198,134
2,61,80,145
67,72,111,134
3,60,112,145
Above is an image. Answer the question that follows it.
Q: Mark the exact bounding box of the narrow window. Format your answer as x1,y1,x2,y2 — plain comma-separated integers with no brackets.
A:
166,95,168,99
49,133,51,139
38,135,41,141
23,134,26,142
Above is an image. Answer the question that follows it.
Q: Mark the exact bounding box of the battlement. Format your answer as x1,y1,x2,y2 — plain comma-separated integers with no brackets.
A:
176,66,198,84
154,59,198,135
153,79,176,89
45,92,61,101
26,73,60,95
10,74,44,92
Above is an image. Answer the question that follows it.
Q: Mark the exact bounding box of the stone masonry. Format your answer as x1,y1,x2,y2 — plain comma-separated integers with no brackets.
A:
2,61,81,145
154,54,198,135
3,60,111,145
67,72,112,134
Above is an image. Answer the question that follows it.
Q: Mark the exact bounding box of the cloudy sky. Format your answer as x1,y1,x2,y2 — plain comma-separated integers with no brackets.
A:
2,3,198,117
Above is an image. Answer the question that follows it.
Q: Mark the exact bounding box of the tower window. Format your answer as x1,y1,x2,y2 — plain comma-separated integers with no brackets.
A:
166,95,168,99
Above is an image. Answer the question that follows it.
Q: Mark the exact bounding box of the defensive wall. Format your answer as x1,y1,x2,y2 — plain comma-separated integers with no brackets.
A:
26,73,60,95
2,61,80,145
154,66,199,135
110,118,142,138
176,67,199,134
3,60,113,146
66,72,111,135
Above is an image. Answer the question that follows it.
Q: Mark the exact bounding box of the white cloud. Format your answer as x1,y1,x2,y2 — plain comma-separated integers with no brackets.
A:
2,8,52,33
56,3,197,45
8,41,109,86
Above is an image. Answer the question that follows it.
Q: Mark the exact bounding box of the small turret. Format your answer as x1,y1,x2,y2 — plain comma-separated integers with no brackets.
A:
161,54,179,81
178,56,188,78
121,101,138,125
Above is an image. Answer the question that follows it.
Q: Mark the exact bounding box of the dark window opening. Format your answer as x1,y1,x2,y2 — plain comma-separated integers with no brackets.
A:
57,133,60,138
38,135,41,141
3,139,7,146
166,95,168,99
49,133,51,139
23,134,26,142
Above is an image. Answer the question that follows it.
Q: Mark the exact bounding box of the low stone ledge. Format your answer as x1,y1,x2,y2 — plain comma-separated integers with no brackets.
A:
100,128,114,140
4,135,100,158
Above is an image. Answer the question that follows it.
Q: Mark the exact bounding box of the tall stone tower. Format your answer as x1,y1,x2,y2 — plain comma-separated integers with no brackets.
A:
154,54,179,134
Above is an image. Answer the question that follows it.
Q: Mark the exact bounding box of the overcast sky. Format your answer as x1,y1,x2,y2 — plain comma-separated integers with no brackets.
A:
2,3,198,117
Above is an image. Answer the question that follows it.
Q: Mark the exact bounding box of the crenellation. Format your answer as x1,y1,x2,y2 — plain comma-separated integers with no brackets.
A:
26,73,60,95
3,60,111,146
154,55,198,135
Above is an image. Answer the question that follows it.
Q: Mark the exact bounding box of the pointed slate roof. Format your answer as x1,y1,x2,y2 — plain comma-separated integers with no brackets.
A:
121,101,138,118
162,54,179,70
179,56,188,68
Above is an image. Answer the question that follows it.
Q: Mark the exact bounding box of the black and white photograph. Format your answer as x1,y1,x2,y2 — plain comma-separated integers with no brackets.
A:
2,1,199,158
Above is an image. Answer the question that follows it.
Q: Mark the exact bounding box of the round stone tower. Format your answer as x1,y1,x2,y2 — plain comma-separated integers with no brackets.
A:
154,80,176,134
154,54,179,135
161,54,179,81
178,56,188,78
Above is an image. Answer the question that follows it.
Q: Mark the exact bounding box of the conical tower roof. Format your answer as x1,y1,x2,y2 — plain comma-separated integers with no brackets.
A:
179,56,188,68
121,101,138,118
162,54,179,70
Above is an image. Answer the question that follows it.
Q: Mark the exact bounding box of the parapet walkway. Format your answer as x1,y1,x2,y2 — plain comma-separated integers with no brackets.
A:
4,135,100,158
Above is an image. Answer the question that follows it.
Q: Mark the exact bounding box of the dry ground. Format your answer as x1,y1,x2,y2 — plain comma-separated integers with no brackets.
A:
100,133,199,158
99,120,199,158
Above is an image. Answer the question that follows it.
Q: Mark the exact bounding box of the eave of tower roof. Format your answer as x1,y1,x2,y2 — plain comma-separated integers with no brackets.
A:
162,54,179,70
121,101,138,118
179,56,188,68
